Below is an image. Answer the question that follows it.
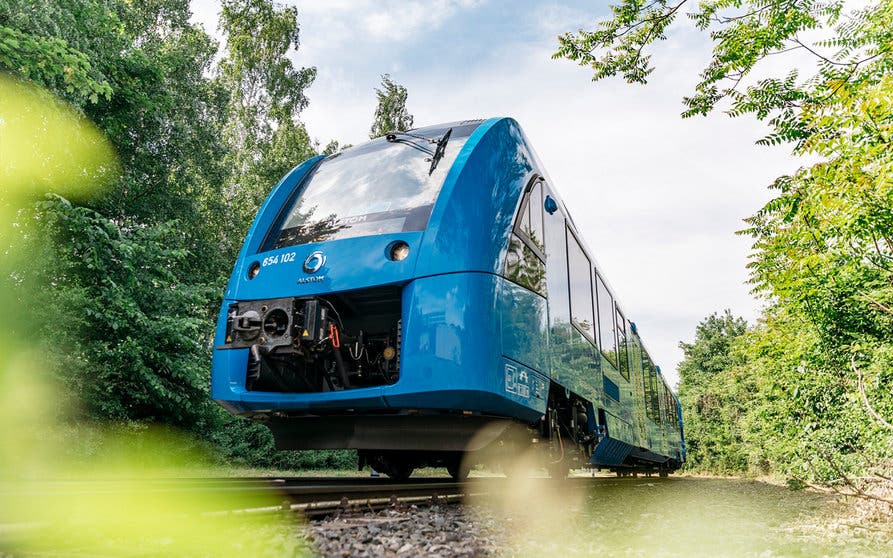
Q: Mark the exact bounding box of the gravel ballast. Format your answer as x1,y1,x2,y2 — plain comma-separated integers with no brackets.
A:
306,504,505,557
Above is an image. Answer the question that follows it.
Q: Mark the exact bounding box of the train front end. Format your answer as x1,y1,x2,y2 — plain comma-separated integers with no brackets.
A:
211,118,547,472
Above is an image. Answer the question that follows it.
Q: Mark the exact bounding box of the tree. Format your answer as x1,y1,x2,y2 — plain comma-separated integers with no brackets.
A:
369,74,414,138
556,1,893,485
217,0,318,246
676,311,751,472
0,0,316,442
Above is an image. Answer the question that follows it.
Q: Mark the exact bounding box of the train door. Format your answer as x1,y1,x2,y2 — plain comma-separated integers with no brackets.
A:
541,183,601,405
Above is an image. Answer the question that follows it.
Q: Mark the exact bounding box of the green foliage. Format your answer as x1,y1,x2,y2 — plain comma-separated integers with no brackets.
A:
563,1,893,483
2,0,339,470
211,418,356,470
217,0,317,237
369,74,414,138
677,311,753,473
739,71,893,482
31,196,215,427
554,1,893,127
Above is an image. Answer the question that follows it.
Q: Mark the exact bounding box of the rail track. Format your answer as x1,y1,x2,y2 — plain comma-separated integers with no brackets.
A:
252,477,477,517
2,476,488,520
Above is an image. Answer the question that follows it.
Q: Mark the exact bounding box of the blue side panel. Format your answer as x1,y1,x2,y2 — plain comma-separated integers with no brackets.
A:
498,277,548,374
224,155,325,300
382,272,546,422
590,437,634,467
230,231,423,301
415,118,536,278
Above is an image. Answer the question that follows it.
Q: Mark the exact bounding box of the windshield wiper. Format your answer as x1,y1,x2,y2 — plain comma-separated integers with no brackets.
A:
385,129,453,175
385,131,434,157
427,128,452,175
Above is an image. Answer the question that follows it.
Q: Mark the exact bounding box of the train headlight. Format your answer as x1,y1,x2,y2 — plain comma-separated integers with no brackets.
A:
388,241,410,261
247,261,260,279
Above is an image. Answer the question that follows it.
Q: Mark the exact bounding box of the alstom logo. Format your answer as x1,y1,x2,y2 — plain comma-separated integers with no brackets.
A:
302,251,326,274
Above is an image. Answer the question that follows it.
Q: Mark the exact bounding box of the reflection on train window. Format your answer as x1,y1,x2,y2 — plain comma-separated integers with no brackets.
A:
505,233,546,296
507,178,547,296
596,272,617,367
263,125,472,250
643,351,660,422
516,179,545,258
527,181,545,253
544,187,570,326
567,229,595,342
616,309,629,381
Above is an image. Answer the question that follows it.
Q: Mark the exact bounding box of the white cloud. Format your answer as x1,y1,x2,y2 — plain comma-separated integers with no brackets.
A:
296,0,484,45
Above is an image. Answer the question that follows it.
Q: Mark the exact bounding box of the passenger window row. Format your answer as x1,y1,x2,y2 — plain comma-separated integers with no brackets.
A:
506,177,673,426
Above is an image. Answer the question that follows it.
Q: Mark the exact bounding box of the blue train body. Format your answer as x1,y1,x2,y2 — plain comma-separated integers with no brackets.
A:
212,118,684,478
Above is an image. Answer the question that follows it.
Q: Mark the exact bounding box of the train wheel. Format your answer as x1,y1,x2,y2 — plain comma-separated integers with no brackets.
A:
385,462,414,481
447,460,471,481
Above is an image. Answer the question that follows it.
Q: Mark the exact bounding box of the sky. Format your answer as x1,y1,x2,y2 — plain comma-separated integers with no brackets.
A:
190,0,807,387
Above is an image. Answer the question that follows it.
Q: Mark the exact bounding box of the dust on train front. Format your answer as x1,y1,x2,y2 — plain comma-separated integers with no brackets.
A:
212,118,685,480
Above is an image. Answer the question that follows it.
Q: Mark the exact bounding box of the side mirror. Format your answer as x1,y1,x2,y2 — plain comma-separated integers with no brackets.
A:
544,195,558,215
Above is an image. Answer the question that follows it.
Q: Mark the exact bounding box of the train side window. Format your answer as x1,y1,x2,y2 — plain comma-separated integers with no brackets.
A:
650,370,661,421
595,273,618,367
567,229,595,342
642,350,658,422
527,181,545,253
514,179,545,261
519,195,531,236
631,334,643,379
506,179,547,296
505,234,546,296
616,309,630,381
544,187,570,327
665,394,676,426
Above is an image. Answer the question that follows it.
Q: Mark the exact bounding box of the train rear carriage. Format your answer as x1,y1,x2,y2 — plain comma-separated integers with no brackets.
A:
212,117,684,478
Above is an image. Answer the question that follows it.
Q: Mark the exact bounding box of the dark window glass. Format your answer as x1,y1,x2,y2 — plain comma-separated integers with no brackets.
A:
567,230,595,341
595,273,617,367
643,351,659,422
519,195,531,237
603,376,620,402
505,233,546,296
616,309,629,381
516,180,545,258
631,334,643,378
667,389,676,427
263,125,472,250
527,182,545,253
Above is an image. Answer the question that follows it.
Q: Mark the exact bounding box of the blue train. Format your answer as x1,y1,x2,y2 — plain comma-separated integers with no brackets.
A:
212,117,685,479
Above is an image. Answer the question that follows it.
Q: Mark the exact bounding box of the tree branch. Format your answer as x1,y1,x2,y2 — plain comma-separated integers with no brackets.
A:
852,353,893,431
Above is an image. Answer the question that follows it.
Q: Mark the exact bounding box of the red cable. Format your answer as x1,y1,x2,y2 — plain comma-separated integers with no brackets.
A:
330,324,340,348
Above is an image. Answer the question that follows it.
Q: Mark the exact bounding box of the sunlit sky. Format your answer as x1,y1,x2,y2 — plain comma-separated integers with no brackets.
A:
190,0,805,386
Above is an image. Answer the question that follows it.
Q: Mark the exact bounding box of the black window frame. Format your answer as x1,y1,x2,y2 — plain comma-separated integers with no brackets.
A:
595,271,618,368
504,176,548,297
616,308,630,381
513,177,546,262
566,226,596,344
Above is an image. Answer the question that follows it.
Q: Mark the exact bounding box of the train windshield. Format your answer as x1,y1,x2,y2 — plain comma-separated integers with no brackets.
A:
262,122,478,250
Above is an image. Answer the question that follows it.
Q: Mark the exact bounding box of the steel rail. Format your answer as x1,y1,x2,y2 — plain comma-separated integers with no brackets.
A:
1,477,492,519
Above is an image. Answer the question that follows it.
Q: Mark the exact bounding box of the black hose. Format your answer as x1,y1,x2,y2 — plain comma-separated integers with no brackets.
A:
247,344,262,381
331,346,351,389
